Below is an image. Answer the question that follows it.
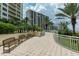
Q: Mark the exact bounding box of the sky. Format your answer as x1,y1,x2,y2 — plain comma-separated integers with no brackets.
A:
23,3,63,19
23,3,79,32
23,3,64,24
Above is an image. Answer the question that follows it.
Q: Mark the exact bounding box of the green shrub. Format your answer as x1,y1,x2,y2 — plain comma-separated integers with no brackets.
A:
36,27,43,31
26,24,33,31
58,22,73,35
32,25,43,32
73,32,79,37
0,22,16,34
0,18,9,23
16,21,32,32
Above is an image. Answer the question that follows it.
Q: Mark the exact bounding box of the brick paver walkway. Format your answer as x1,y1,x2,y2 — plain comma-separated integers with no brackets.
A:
0,32,79,56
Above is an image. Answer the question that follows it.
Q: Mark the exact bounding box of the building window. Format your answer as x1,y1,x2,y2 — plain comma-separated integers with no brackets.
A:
3,12,7,16
3,3,7,7
3,7,7,12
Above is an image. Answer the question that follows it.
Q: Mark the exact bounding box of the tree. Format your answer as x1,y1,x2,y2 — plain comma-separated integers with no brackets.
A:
24,17,29,23
48,21,53,30
0,18,9,23
42,16,49,30
17,21,29,33
56,3,79,34
0,22,16,34
58,21,72,35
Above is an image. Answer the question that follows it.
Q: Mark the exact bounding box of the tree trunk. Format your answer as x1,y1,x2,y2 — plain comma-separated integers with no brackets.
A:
46,24,48,31
71,15,76,35
72,23,76,35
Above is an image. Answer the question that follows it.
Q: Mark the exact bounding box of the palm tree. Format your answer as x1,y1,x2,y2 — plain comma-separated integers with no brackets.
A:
43,16,49,30
48,21,53,30
24,17,29,23
56,3,79,34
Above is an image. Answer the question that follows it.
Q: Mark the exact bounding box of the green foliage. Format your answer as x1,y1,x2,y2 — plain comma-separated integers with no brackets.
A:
58,22,72,35
26,24,33,31
37,27,43,31
32,25,37,31
73,32,79,37
32,25,43,31
0,18,43,34
17,21,29,32
24,17,29,23
0,22,16,34
56,3,79,34
0,18,9,23
56,3,79,18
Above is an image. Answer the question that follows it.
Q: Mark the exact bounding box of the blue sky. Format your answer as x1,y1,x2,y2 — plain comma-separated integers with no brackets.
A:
23,3,79,31
23,3,64,23
23,3,63,19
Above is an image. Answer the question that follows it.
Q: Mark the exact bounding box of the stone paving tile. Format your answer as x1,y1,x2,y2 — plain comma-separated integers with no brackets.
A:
0,32,79,56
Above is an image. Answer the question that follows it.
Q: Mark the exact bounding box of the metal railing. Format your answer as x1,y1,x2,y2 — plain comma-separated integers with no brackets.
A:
52,30,79,52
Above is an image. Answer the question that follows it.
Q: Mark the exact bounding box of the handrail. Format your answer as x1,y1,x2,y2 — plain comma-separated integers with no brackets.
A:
52,31,79,52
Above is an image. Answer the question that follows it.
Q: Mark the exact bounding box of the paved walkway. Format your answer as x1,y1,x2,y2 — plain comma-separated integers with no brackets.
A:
0,32,79,56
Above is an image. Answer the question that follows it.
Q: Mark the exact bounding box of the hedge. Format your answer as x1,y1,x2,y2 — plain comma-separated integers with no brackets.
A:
0,22,16,34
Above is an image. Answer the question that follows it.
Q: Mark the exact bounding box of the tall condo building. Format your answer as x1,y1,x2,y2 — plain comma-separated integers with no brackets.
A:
26,9,49,29
0,3,23,20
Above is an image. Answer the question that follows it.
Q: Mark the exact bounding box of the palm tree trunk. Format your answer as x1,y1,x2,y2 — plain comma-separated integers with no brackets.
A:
46,24,48,31
71,15,76,35
72,23,76,34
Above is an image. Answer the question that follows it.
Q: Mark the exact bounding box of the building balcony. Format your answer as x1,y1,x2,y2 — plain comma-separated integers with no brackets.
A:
9,13,16,18
17,3,21,7
9,9,16,15
8,4,16,10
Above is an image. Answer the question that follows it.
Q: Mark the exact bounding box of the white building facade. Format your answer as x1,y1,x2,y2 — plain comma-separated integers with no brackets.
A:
0,3,23,20
26,9,49,30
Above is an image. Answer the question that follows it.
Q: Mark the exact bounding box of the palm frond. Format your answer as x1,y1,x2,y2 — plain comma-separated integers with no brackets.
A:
58,8,70,16
75,6,79,16
55,13,69,17
65,3,79,15
59,4,79,16
55,17,65,19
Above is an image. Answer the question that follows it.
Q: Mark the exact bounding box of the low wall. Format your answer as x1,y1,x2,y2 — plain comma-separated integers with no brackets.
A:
0,31,45,46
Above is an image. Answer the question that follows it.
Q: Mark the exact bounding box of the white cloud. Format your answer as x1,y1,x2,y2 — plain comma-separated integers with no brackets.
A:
23,3,64,24
31,3,56,19
30,6,34,10
23,3,64,18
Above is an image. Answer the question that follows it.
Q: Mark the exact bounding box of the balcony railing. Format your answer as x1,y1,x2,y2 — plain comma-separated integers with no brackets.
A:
9,9,16,14
52,30,79,53
9,13,16,18
9,3,16,8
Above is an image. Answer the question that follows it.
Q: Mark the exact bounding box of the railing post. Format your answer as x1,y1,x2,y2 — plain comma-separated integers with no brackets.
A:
53,30,79,52
78,39,79,52
70,36,72,49
76,39,78,52
58,34,59,43
75,38,79,52
73,39,74,50
56,33,58,42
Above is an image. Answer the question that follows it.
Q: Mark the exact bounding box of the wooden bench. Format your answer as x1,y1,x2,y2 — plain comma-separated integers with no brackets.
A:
3,34,34,53
18,35,26,44
27,33,34,38
3,37,18,53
